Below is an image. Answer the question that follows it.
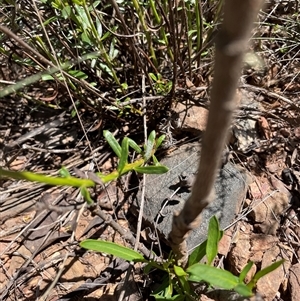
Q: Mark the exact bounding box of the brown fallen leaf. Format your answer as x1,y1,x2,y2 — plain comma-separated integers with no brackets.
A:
257,116,272,139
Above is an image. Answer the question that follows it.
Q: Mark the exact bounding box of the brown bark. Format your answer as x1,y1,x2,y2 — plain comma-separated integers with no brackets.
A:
168,0,265,265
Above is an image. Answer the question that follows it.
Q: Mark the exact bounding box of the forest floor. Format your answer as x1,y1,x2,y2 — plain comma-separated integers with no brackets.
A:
1,1,300,301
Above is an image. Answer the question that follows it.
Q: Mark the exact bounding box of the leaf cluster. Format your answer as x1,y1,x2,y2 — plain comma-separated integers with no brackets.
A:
80,216,284,300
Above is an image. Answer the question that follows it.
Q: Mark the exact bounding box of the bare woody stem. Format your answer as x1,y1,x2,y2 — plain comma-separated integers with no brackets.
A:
168,0,265,265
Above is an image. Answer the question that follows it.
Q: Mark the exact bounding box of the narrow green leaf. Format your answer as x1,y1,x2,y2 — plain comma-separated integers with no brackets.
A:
234,283,253,297
117,137,129,174
41,74,54,81
61,6,71,19
254,259,285,281
43,16,58,28
80,239,146,262
95,17,102,38
100,30,111,41
71,109,77,118
174,265,191,295
206,216,221,265
239,261,254,283
103,130,122,158
121,82,128,90
188,29,198,36
88,0,100,10
149,73,157,81
174,265,187,277
187,263,239,290
248,259,285,290
80,186,94,205
144,131,156,161
67,69,88,79
59,166,71,177
128,138,142,154
75,4,90,30
152,154,159,165
134,165,169,174
161,280,173,299
109,38,119,60
81,31,92,45
188,240,207,266
156,134,166,149
73,0,84,5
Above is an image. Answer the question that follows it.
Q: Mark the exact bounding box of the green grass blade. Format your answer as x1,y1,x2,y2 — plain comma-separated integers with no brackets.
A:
248,259,285,290
239,261,254,283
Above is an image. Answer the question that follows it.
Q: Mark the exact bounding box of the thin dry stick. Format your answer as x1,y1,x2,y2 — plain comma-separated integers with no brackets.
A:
92,207,153,259
117,70,148,301
168,0,265,265
134,72,148,253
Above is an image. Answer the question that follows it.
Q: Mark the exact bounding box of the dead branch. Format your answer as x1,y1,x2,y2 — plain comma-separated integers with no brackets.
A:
168,0,265,265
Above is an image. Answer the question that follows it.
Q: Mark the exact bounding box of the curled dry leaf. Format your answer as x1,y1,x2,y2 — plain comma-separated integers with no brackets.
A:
257,116,272,140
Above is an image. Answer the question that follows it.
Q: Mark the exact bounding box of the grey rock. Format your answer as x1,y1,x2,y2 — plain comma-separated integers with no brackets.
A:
134,142,249,253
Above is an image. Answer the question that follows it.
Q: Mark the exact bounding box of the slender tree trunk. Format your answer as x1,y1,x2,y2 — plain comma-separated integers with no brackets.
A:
168,0,265,265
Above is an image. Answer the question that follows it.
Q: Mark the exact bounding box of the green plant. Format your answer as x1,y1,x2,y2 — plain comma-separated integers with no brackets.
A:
0,0,223,114
80,216,284,300
43,0,121,84
0,130,168,205
149,73,172,95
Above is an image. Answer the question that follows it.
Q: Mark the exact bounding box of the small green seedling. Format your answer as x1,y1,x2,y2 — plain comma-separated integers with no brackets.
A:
80,216,284,300
0,130,168,205
149,73,172,95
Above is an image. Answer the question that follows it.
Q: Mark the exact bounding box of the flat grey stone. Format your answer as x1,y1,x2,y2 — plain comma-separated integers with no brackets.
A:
134,142,249,253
